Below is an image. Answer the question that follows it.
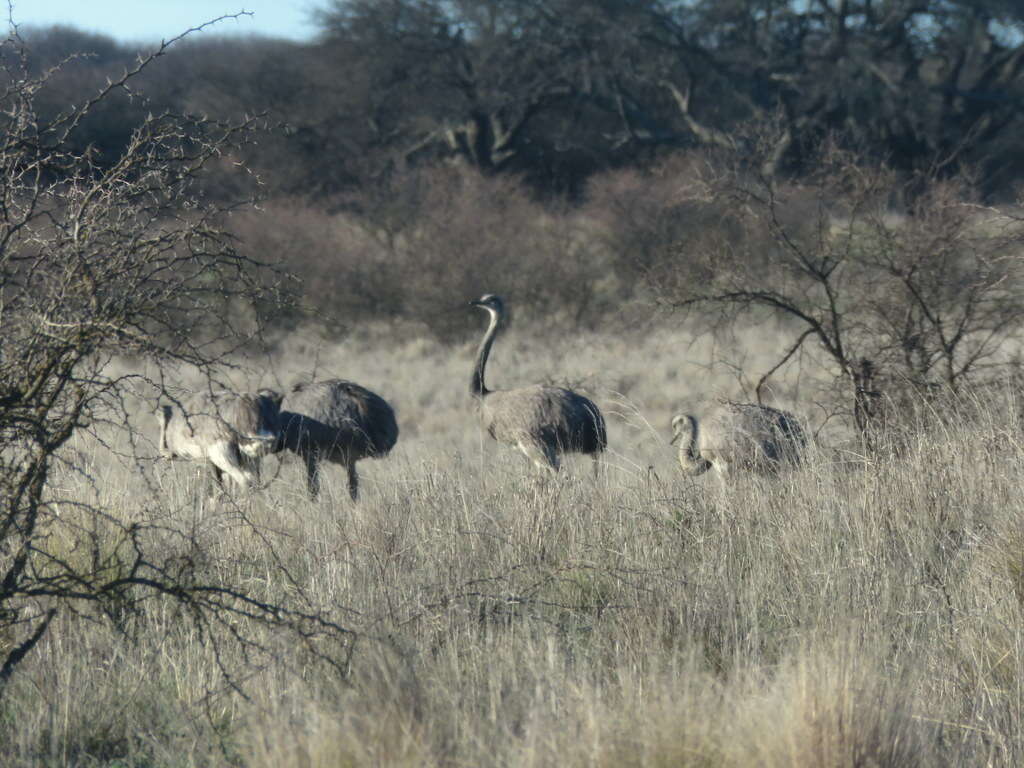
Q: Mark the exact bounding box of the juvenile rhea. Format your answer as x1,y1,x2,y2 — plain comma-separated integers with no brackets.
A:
277,379,398,501
469,293,607,472
157,388,283,492
670,402,806,477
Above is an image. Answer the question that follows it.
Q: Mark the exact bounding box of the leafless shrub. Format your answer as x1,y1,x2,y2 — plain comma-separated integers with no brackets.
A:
581,152,724,280
240,167,622,338
0,21,351,694
229,198,380,333
648,142,1024,439
391,168,594,336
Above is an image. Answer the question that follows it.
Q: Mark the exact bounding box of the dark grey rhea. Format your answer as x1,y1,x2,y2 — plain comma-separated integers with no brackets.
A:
157,388,284,492
277,379,399,501
670,402,807,477
469,293,607,472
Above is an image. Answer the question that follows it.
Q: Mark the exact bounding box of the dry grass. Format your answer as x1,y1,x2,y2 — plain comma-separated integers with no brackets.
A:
3,322,1023,766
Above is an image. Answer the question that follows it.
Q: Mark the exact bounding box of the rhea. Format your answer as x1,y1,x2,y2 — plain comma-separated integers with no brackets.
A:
469,293,607,472
157,388,284,492
670,402,806,477
277,379,398,501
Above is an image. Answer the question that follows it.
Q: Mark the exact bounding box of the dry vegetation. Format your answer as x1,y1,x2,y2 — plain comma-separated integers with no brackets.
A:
4,323,1024,767
231,166,634,339
7,12,1024,766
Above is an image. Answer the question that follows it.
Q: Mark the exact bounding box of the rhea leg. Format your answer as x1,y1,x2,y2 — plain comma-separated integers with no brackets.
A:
209,463,224,489
304,450,321,500
517,440,558,473
240,453,262,486
157,405,173,457
711,461,729,491
347,461,359,501
207,442,253,491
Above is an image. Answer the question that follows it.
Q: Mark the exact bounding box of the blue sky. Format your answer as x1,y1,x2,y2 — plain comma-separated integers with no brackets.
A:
9,1,320,43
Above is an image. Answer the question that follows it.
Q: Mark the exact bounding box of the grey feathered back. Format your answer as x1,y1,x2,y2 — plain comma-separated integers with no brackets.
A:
157,388,283,491
469,293,606,471
278,379,398,500
480,386,607,455
673,402,806,476
280,379,398,460
159,389,282,458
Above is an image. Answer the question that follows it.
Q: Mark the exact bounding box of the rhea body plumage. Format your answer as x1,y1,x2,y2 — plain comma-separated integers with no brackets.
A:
277,379,398,500
671,402,806,477
469,294,606,472
157,388,283,492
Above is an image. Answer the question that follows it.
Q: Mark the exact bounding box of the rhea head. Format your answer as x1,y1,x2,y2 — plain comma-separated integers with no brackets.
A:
469,293,504,315
669,414,695,445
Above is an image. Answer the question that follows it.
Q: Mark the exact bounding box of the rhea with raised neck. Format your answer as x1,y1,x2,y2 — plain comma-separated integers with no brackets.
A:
469,293,503,398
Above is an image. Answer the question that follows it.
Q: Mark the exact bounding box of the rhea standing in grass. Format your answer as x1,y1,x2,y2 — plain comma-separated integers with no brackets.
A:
469,293,606,473
671,402,806,477
277,379,399,501
157,388,284,492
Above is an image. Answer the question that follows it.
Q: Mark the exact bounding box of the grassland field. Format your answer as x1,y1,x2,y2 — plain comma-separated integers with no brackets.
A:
4,319,1024,767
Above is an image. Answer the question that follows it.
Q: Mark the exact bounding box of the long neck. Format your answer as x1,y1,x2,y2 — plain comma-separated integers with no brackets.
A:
471,307,500,398
678,415,712,475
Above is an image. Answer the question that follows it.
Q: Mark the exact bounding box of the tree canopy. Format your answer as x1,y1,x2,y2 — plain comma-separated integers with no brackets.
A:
17,0,1024,200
